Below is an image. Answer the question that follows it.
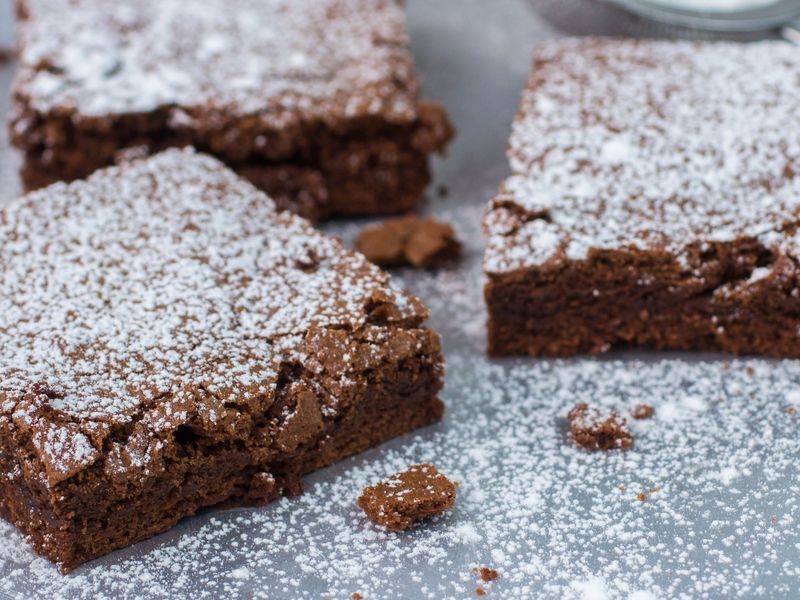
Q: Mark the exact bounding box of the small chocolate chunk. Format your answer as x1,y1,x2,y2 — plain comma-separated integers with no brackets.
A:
630,403,654,420
355,215,461,268
357,463,456,531
567,403,633,451
474,567,499,582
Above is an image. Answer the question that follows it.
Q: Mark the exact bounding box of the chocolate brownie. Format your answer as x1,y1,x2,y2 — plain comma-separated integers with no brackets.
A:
0,148,444,571
9,0,454,220
484,39,800,357
357,463,456,531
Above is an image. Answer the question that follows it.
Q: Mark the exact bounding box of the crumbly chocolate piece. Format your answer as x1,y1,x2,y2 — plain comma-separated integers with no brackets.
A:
0,149,444,571
567,403,633,451
355,215,461,268
9,0,454,220
474,567,499,582
357,463,456,531
631,404,655,420
483,39,800,357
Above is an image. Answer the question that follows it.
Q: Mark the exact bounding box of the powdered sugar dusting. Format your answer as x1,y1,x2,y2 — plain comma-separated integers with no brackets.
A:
0,147,423,478
484,39,800,273
13,0,419,123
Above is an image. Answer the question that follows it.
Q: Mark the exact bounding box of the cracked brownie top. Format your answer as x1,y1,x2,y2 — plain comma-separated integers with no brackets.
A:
13,0,420,124
0,148,428,484
484,39,800,275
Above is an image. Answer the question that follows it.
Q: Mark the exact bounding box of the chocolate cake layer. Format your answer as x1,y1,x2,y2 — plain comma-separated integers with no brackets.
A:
484,39,800,357
0,148,444,571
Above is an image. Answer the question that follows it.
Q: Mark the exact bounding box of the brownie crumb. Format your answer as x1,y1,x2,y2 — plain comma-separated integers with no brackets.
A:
355,215,461,268
0,48,12,63
436,184,449,198
351,593,363,600
357,463,457,531
788,406,797,417
630,403,654,420
476,587,487,596
474,567,499,582
637,491,647,502
282,476,304,498
567,403,633,451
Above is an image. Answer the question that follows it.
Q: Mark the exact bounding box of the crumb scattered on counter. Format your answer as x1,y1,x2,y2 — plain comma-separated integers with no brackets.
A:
357,464,456,531
568,403,633,451
355,215,461,268
474,567,499,582
631,403,654,420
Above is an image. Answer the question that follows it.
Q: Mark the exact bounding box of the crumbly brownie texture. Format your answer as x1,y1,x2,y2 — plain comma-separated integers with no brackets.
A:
357,463,456,531
355,215,462,268
0,148,444,571
9,0,453,220
483,39,800,357
567,403,633,451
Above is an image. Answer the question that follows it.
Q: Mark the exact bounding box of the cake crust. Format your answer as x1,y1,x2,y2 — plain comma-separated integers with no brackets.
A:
484,39,800,357
9,0,453,219
0,148,444,571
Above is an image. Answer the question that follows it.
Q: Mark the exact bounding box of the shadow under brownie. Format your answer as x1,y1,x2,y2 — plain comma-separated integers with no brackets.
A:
0,148,444,572
484,38,800,357
9,0,454,220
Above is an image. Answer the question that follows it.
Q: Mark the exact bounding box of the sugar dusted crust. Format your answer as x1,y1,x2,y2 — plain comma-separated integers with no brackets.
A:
484,39,800,358
484,39,800,274
13,0,418,121
0,148,444,569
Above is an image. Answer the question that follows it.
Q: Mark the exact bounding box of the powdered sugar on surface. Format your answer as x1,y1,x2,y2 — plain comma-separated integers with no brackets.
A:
13,0,419,123
2,356,800,599
484,39,800,273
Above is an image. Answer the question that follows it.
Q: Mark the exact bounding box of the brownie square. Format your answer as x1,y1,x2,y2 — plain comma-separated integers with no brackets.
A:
0,148,444,571
9,0,453,220
484,39,800,357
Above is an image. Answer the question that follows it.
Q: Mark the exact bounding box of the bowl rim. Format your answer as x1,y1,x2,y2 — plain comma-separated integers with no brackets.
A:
606,0,800,31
